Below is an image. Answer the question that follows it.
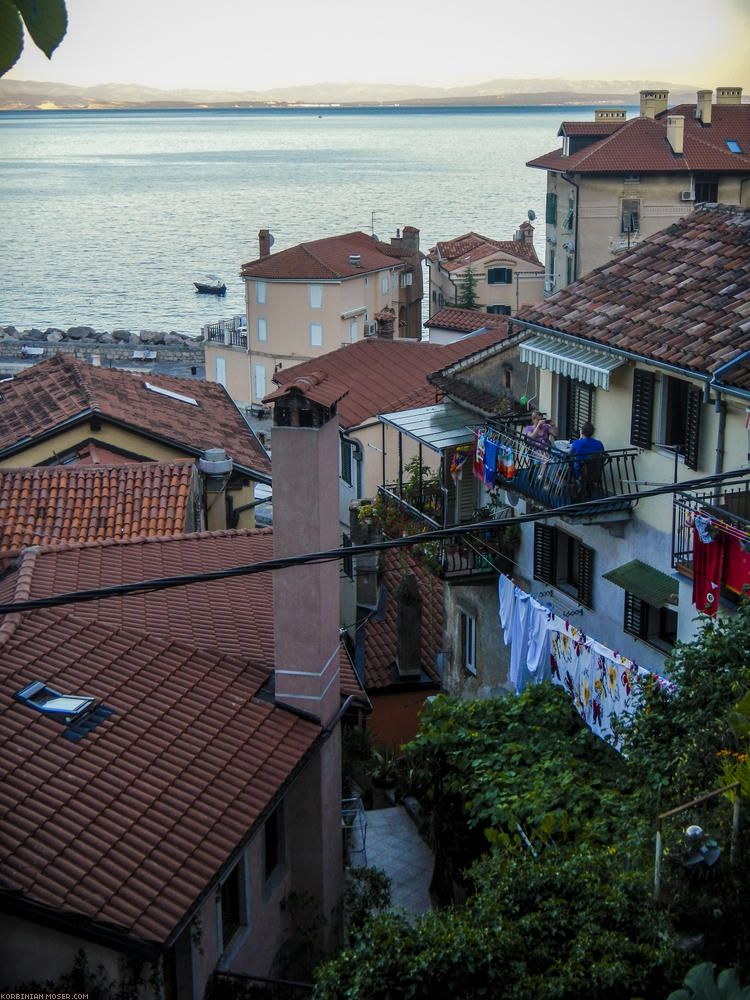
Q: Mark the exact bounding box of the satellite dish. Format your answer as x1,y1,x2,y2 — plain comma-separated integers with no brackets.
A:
269,234,275,248
528,209,536,222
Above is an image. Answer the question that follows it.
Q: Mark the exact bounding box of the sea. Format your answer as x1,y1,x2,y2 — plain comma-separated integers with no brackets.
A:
0,105,617,338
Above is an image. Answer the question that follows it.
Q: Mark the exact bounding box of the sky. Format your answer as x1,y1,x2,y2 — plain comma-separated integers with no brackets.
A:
6,0,750,93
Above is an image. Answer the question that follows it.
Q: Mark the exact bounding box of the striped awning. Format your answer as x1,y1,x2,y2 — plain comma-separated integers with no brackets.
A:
603,560,679,608
520,334,624,390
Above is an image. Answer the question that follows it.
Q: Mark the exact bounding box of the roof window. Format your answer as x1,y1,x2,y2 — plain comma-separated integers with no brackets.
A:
16,680,94,722
144,381,198,406
726,140,743,154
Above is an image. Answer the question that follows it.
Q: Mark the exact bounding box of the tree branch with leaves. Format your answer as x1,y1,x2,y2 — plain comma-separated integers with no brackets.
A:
0,0,67,77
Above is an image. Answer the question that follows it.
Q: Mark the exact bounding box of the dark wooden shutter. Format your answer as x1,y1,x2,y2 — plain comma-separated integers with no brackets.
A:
577,542,594,608
630,369,654,448
534,524,556,584
624,591,646,638
683,384,702,471
569,380,595,439
546,191,558,225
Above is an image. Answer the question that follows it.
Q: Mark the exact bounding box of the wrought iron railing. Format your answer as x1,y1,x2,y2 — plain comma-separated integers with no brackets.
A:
490,427,640,513
202,315,248,348
378,483,446,530
673,479,750,572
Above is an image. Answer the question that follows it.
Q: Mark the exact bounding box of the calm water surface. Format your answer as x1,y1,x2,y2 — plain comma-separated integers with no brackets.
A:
0,106,605,336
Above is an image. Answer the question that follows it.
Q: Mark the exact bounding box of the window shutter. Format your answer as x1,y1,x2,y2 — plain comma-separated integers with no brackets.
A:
630,369,654,448
683,385,702,471
569,380,594,439
546,192,558,225
624,591,645,638
534,524,556,584
577,542,594,608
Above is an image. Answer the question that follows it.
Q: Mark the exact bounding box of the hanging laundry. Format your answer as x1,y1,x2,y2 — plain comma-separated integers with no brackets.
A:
451,445,471,484
483,435,499,488
473,428,485,481
497,574,515,645
692,524,724,616
504,444,516,480
723,531,750,596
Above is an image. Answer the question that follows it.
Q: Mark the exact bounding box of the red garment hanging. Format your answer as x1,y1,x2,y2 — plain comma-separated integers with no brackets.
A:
692,526,724,616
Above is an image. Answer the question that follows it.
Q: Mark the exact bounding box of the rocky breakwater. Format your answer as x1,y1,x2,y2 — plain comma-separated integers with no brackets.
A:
0,325,205,364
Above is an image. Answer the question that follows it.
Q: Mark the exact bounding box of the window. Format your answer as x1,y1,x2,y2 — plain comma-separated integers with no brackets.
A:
488,267,512,285
310,323,323,348
621,199,640,234
660,376,702,470
342,534,353,579
257,317,267,342
256,281,266,305
559,376,594,440
460,612,476,675
546,191,558,225
381,273,390,295
695,173,718,202
144,382,197,406
548,249,556,288
624,592,677,651
264,804,285,881
562,197,574,231
349,319,358,343
340,437,353,485
309,283,323,308
401,271,413,287
219,858,248,953
630,368,654,449
15,681,94,720
215,355,226,388
726,140,742,154
566,254,574,285
534,524,594,607
253,363,266,402
487,304,511,315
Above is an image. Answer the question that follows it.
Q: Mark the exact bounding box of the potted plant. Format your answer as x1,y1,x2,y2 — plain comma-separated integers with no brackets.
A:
369,745,399,808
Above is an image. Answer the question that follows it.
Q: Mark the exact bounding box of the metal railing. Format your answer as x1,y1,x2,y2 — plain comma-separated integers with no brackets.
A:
673,479,750,572
202,315,248,348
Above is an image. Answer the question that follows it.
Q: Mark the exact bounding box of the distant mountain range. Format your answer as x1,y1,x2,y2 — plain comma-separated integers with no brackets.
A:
0,76,702,111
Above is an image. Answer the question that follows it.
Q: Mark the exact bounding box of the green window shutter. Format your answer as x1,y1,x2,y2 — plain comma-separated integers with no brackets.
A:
683,384,702,471
630,369,654,449
546,192,558,225
534,524,556,584
577,542,594,608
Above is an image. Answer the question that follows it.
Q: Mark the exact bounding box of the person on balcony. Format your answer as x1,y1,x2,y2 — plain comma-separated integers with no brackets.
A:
524,410,559,452
570,422,606,497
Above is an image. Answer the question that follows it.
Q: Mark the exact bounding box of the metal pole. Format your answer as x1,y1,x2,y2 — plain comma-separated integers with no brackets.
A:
654,820,663,901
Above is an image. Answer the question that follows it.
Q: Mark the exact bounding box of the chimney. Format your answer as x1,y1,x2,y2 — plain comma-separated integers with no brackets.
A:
716,86,742,105
375,307,395,339
666,115,685,155
349,253,361,267
640,89,669,119
270,382,342,726
399,226,420,257
395,573,422,678
199,447,233,531
696,89,712,124
595,108,627,122
258,229,272,258
516,220,535,246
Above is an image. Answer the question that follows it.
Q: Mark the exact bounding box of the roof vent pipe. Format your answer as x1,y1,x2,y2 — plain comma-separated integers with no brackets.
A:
349,254,361,267
199,447,233,477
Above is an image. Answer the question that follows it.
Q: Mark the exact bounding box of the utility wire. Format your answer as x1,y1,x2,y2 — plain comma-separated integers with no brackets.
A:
0,467,747,616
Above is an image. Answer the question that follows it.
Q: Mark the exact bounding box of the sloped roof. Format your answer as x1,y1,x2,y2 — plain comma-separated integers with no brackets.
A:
425,307,510,334
362,548,443,691
264,371,350,410
271,330,515,430
0,528,361,945
427,231,541,269
241,231,404,281
528,104,750,174
0,355,270,478
0,462,197,561
514,204,750,390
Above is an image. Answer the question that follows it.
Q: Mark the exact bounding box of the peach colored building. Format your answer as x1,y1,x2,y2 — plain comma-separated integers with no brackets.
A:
204,228,423,412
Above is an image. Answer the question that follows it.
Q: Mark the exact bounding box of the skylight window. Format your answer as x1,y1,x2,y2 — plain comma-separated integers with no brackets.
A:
726,140,743,154
144,381,198,406
16,681,94,722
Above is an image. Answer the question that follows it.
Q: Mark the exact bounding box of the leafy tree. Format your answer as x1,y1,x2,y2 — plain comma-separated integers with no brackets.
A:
0,0,67,77
667,962,750,1000
455,264,480,310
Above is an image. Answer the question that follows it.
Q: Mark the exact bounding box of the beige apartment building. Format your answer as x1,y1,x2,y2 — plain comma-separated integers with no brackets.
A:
527,87,750,294
425,220,544,317
204,227,423,411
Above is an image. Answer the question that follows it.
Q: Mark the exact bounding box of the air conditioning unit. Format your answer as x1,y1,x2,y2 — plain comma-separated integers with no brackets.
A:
681,190,695,201
364,321,378,337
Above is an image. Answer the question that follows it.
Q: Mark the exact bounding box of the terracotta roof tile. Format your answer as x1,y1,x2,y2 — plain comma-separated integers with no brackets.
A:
241,231,404,281
425,307,510,334
515,204,750,389
0,355,270,477
428,231,541,269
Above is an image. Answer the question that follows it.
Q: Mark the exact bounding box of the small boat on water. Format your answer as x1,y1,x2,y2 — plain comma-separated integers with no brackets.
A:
194,276,226,295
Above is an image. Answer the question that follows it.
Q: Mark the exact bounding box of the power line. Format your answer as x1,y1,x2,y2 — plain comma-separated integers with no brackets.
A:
0,467,747,616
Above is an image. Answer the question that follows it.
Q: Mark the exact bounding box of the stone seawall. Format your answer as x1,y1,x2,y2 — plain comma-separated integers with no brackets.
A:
0,325,205,366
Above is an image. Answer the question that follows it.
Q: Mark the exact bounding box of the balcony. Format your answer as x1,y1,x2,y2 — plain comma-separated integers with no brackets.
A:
491,427,639,522
202,315,248,349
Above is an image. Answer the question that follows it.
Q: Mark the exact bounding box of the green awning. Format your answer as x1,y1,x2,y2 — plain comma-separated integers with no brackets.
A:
603,560,679,608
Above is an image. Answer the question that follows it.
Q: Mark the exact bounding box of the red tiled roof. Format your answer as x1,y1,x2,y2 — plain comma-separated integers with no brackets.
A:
515,204,750,389
428,231,541,269
528,104,750,174
0,462,197,560
270,330,514,429
363,548,443,691
0,355,270,477
425,307,509,334
241,231,403,281
558,121,623,137
264,371,350,410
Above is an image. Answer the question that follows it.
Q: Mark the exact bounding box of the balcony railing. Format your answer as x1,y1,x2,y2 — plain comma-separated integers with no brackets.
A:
673,479,750,575
378,483,446,530
491,427,639,516
202,315,248,348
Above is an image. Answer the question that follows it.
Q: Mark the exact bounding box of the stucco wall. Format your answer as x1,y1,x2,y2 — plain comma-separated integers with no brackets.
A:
442,577,511,699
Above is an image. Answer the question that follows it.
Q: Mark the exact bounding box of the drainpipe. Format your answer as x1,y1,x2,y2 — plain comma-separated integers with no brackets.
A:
708,350,750,497
562,173,580,282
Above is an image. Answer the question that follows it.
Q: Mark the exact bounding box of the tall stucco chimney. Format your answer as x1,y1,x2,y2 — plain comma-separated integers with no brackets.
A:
696,89,713,125
666,115,685,155
640,89,669,119
716,86,742,105
258,229,272,258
